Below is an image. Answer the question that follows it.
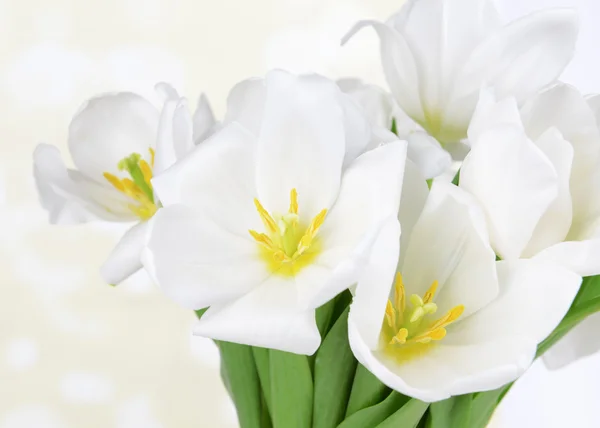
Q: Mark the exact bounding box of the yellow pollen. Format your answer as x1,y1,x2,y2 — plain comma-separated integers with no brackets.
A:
381,276,465,363
249,188,327,277
103,148,157,221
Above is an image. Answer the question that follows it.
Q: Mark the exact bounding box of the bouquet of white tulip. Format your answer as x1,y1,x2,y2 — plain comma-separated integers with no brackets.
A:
32,0,600,426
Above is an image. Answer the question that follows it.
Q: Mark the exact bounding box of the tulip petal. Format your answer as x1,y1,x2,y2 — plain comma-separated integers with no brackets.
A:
255,70,346,219
193,93,217,143
544,313,600,370
398,160,428,266
533,238,600,277
142,204,270,310
295,142,407,308
406,131,452,179
401,182,498,318
342,20,423,127
100,221,148,285
223,77,266,137
152,123,262,236
68,92,159,181
33,144,135,223
194,275,321,355
460,126,558,260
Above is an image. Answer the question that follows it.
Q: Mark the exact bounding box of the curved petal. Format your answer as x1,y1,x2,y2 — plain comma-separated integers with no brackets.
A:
455,8,578,112
100,221,147,285
33,144,135,223
68,92,159,181
450,259,581,346
154,83,194,174
398,160,429,266
194,275,320,355
467,89,523,145
522,128,573,257
223,77,266,137
152,123,261,237
390,0,501,141
339,90,373,167
401,182,498,318
142,204,270,310
193,93,217,143
406,131,452,179
460,126,559,260
348,317,533,402
297,141,408,307
342,20,423,127
255,70,346,219
337,79,393,130
349,217,401,349
544,313,600,370
533,238,600,277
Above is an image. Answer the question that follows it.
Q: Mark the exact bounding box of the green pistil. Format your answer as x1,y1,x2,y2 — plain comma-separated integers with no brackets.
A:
118,153,154,203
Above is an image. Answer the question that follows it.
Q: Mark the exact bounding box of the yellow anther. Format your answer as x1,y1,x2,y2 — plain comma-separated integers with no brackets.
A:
385,301,397,329
249,230,276,251
423,280,439,304
297,209,327,254
149,147,155,167
103,172,125,192
390,328,408,345
413,327,447,344
139,159,153,185
394,273,406,313
289,188,298,215
254,198,278,234
429,305,465,331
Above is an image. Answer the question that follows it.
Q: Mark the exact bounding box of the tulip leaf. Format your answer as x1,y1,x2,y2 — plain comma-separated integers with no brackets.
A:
270,350,313,428
425,397,454,428
375,398,429,428
337,391,409,428
218,341,265,428
469,385,512,428
448,394,472,427
252,347,272,415
313,308,357,428
345,364,391,417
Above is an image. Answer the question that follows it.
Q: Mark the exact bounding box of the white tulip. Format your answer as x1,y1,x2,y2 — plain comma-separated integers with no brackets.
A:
463,84,600,370
348,179,581,402
342,0,578,149
142,70,408,355
337,78,451,179
33,86,215,285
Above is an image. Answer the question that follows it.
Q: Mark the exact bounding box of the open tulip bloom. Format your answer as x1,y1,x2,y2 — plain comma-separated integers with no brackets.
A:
31,0,600,426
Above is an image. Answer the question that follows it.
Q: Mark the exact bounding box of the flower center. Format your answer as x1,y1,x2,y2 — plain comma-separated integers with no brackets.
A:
103,148,157,221
249,188,327,277
381,273,464,363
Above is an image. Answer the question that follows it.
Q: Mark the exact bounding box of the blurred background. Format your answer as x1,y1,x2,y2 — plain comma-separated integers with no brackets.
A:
1,0,600,426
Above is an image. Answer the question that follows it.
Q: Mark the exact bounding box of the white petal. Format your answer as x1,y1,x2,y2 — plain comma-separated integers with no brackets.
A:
223,77,266,136
33,144,135,223
337,79,393,130
390,0,501,141
68,92,159,181
194,276,320,355
297,141,408,307
155,94,194,175
350,217,400,349
521,84,600,237
342,20,423,127
544,313,600,370
193,93,217,143
406,132,452,179
348,317,533,402
339,90,373,167
467,88,523,145
398,160,428,266
457,9,578,110
523,128,573,257
460,126,558,260
451,259,581,346
533,239,600,277
142,205,270,310
152,123,261,236
100,221,147,285
401,182,498,318
255,71,346,218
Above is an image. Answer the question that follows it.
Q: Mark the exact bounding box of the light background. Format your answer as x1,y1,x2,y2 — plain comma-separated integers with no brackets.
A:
1,0,599,426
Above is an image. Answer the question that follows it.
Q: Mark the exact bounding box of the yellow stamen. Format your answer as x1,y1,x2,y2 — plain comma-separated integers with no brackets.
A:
103,172,125,192
394,273,406,313
385,301,396,329
289,188,298,215
390,328,408,345
249,189,327,277
254,198,278,234
139,159,153,185
149,147,155,167
423,280,439,304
